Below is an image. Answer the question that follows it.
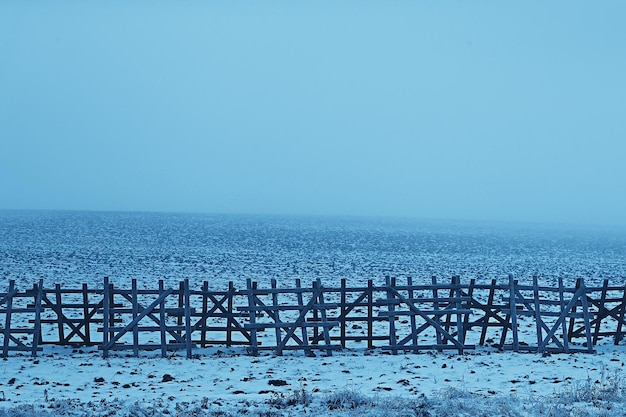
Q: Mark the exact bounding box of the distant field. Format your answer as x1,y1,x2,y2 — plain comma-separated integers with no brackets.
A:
1,210,625,291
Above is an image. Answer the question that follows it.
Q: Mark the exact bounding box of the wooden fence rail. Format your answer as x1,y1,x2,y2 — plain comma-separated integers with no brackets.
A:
2,276,626,359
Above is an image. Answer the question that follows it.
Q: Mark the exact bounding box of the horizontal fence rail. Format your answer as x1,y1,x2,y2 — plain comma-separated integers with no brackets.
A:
1,276,626,359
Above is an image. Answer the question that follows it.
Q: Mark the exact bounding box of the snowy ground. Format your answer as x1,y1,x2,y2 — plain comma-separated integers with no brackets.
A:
2,211,626,415
1,345,626,416
2,211,625,291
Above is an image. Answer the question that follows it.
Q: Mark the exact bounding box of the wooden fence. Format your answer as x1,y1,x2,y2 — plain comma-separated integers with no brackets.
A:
1,276,626,359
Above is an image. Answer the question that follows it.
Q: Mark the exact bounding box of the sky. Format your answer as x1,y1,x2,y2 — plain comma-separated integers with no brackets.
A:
1,1,625,226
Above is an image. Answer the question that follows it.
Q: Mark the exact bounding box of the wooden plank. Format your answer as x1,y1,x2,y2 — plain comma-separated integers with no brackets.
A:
340,278,347,348
31,280,43,356
296,279,313,357
479,279,499,345
407,277,418,352
55,284,64,343
227,281,235,346
184,279,192,359
82,283,92,344
159,280,167,358
314,279,335,356
271,279,282,354
580,279,594,353
367,279,374,349
592,280,609,344
460,279,474,344
245,279,259,356
453,276,464,351
432,276,442,351
2,280,15,358
508,276,519,352
559,278,570,353
102,277,110,358
533,276,543,348
132,279,139,357
615,284,626,344
386,276,398,354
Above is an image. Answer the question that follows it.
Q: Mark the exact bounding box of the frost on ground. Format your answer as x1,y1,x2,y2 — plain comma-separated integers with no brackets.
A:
0,384,624,417
1,346,626,417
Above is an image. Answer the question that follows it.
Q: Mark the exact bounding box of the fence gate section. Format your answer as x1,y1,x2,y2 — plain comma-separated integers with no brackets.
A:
239,278,341,356
0,280,42,358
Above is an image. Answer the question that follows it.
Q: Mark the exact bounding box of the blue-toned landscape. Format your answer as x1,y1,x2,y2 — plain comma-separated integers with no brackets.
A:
2,210,624,290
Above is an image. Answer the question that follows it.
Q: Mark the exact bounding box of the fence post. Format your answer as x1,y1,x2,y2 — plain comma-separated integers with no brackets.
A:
199,281,209,348
227,281,235,346
102,277,110,359
579,278,594,352
246,279,259,356
479,279,497,346
386,276,398,354
407,277,417,351
367,279,374,349
2,281,15,358
177,281,184,338
132,279,139,357
533,276,542,348
558,278,569,353
340,278,347,348
159,280,167,358
54,283,64,344
509,275,519,352
591,280,609,345
462,279,475,344
184,279,192,359
271,279,282,354
315,279,334,356
295,279,313,357
82,283,91,344
432,276,442,351
32,279,43,356
453,276,464,351
616,284,626,345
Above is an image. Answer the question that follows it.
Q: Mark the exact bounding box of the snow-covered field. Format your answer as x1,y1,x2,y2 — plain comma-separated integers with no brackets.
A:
1,210,625,290
2,345,626,416
1,210,626,416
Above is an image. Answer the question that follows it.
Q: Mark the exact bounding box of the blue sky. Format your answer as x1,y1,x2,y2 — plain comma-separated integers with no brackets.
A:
1,1,625,225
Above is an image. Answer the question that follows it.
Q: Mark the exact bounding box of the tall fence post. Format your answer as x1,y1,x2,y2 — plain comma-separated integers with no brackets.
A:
31,279,43,357
367,279,374,349
407,277,418,351
509,275,519,352
82,283,91,344
159,280,167,358
102,277,110,359
184,279,192,359
131,279,139,357
432,276,442,351
295,279,313,357
246,279,259,356
386,276,398,354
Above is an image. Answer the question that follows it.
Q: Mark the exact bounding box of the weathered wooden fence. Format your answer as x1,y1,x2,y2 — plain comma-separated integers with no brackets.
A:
1,276,626,359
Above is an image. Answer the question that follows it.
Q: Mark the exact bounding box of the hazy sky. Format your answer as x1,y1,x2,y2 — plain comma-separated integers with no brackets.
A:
1,1,625,226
